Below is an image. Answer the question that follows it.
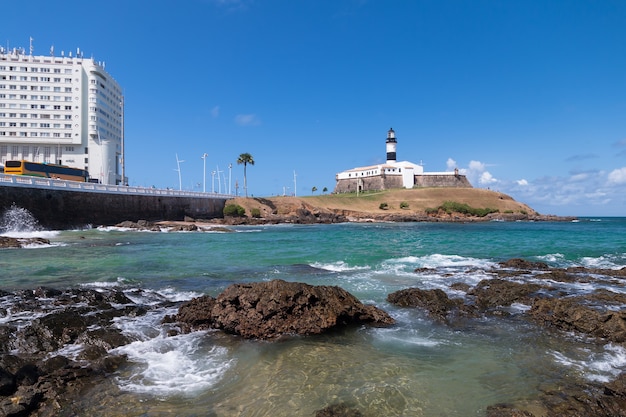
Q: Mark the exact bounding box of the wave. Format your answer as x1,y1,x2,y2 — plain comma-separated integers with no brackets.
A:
112,331,234,396
388,254,497,270
537,253,626,270
551,343,626,383
310,261,371,272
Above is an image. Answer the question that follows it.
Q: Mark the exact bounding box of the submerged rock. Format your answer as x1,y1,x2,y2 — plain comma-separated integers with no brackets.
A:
178,279,395,339
529,293,626,344
386,288,468,322
0,236,50,248
0,286,167,416
469,279,543,310
315,403,364,417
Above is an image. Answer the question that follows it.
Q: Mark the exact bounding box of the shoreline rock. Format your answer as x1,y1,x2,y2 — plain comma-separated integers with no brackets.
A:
177,279,395,339
389,260,626,416
2,261,625,416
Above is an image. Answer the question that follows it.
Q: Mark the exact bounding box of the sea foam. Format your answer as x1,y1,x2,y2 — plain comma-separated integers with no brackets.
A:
112,332,234,396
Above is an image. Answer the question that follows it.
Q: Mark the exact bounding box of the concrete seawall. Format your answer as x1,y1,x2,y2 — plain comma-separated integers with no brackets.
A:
0,175,228,230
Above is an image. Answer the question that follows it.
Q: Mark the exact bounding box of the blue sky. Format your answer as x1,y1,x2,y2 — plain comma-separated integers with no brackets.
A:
3,0,625,216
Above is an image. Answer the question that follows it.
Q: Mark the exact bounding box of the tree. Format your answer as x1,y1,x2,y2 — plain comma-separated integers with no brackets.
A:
312,186,318,194
322,187,328,194
237,153,255,197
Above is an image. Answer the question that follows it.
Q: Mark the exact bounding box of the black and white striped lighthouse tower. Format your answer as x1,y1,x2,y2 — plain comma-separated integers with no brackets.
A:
386,127,397,163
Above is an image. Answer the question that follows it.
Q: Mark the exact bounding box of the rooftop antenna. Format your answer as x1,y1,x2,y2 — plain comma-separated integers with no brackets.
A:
175,154,185,191
29,36,33,55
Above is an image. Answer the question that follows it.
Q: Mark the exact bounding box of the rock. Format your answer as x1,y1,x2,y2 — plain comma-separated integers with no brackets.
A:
0,236,50,248
177,295,216,333
529,293,626,343
498,258,549,270
315,403,364,417
0,286,173,416
469,279,543,310
537,372,626,417
178,280,395,339
485,404,535,416
386,288,466,322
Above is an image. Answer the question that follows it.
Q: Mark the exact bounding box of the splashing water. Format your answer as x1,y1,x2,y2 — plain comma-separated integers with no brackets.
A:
0,205,42,233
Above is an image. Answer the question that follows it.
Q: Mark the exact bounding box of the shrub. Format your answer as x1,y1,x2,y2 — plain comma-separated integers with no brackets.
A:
250,208,261,218
379,202,389,210
400,201,409,209
426,201,499,217
223,204,246,217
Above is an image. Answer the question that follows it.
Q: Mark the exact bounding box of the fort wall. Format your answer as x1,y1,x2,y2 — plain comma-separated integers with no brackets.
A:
334,173,471,194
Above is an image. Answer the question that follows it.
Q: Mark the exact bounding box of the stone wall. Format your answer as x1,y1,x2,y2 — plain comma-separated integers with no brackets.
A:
414,174,472,188
0,186,227,229
334,175,404,193
334,174,471,193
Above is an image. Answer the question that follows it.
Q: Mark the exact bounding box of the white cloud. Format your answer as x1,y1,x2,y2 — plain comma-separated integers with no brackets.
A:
452,159,498,187
479,171,497,185
516,179,528,186
608,167,626,184
210,106,220,118
234,114,261,126
468,160,487,172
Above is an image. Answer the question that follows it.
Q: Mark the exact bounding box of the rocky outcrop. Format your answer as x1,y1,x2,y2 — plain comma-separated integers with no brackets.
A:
0,286,170,416
469,279,543,310
391,260,626,416
529,293,626,344
177,279,395,339
386,288,471,322
0,236,50,249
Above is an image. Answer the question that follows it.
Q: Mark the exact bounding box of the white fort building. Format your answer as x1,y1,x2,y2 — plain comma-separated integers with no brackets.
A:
0,43,125,185
334,128,471,193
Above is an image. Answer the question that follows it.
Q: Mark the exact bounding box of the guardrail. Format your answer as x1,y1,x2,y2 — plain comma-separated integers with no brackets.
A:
0,173,233,199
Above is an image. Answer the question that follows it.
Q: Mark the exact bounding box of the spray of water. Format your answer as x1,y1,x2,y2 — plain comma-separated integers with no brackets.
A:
0,204,42,233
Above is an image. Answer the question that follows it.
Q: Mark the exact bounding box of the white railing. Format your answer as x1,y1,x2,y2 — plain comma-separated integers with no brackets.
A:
0,173,232,199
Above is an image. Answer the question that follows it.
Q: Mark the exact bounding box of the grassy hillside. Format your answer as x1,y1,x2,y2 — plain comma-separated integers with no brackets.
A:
301,188,536,215
228,188,538,218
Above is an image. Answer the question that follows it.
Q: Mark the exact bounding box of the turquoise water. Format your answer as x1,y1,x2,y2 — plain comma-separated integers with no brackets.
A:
2,218,626,416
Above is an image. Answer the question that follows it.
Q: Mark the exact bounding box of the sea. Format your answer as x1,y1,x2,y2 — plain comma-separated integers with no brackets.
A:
1,208,626,416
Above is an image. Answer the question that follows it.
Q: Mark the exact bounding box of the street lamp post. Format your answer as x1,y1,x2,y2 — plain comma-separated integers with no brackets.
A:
211,170,216,193
175,154,184,191
201,153,208,193
228,163,232,195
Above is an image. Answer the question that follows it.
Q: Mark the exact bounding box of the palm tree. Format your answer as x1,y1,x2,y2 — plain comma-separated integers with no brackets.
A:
312,186,318,194
237,153,255,197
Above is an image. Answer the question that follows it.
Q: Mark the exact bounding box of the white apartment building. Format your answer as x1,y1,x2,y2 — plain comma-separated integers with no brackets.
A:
0,45,125,185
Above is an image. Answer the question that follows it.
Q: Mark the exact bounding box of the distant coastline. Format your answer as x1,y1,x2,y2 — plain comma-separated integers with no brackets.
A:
199,188,577,226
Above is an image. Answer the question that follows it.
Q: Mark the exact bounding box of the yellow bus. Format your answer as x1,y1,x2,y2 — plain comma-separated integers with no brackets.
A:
3,160,90,182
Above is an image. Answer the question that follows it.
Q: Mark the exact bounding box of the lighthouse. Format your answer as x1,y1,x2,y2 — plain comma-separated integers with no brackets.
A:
386,127,397,163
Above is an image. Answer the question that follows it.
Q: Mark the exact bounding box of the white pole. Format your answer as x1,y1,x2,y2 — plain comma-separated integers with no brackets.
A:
211,170,216,193
201,153,208,193
175,153,184,191
293,170,297,197
228,163,232,195
216,165,222,194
